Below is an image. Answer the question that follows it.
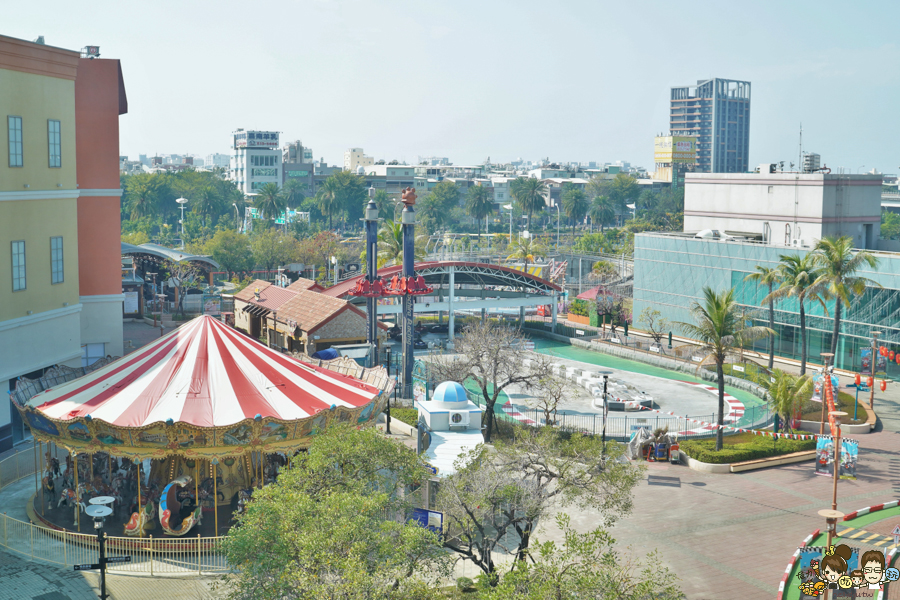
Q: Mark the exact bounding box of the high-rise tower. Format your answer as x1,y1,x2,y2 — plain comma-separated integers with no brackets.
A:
670,78,750,173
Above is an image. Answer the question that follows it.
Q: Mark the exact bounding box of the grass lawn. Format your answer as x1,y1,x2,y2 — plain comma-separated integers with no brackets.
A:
679,431,816,464
798,390,868,425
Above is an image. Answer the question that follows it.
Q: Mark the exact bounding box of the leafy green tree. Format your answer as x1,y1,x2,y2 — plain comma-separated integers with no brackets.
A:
121,231,150,245
192,185,222,227
125,173,163,220
465,185,494,234
203,229,252,273
281,178,307,209
606,173,639,216
328,169,368,224
376,218,428,268
882,210,900,239
813,236,880,356
638,307,670,346
561,187,589,240
316,176,341,229
743,266,781,369
510,177,547,225
589,260,618,281
222,425,451,600
418,181,460,231
675,287,773,451
252,183,287,223
371,188,394,219
297,231,344,276
766,370,813,434
506,234,548,274
436,427,643,577
481,514,683,600
764,254,828,375
250,229,299,271
588,194,616,232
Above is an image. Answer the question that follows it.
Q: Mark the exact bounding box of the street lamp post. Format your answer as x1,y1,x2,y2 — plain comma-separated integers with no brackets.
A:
385,347,392,435
176,197,188,249
502,204,513,241
829,410,848,511
331,256,338,287
232,202,240,232
870,331,881,409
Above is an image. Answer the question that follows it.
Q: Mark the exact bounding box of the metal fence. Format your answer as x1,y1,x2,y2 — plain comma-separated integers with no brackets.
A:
0,445,230,575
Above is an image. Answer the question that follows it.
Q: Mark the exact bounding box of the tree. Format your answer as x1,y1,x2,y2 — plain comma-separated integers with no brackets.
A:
675,287,773,451
376,218,428,268
437,427,643,577
122,231,150,245
764,254,828,375
589,260,618,282
465,185,494,234
506,235,548,275
638,307,670,347
588,194,616,232
561,187,589,240
125,173,162,220
250,229,299,271
882,210,900,239
525,357,575,426
221,425,451,600
428,321,547,443
418,181,460,231
510,177,547,225
766,370,813,435
743,266,782,369
252,183,287,224
595,292,629,337
316,176,341,230
193,185,222,227
162,258,202,318
203,229,252,273
606,173,639,217
371,188,393,219
297,231,344,277
282,178,307,209
813,236,880,357
328,170,368,224
481,514,684,600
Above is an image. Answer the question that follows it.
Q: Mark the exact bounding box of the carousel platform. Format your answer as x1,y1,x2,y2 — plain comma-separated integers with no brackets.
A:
28,483,237,539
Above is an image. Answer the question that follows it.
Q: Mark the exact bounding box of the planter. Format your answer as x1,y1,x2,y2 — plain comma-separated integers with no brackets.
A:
567,314,590,325
681,454,732,474
681,449,816,474
795,419,872,436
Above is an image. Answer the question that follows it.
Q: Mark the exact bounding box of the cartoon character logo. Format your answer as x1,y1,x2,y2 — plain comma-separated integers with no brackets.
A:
800,546,899,595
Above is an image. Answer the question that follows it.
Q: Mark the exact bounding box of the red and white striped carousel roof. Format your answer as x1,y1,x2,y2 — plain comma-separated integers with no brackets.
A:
27,315,380,428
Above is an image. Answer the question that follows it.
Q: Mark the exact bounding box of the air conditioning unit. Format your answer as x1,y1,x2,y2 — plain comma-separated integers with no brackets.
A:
449,411,469,428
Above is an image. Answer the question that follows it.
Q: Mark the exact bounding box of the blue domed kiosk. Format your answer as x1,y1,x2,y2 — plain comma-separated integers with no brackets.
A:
416,381,484,476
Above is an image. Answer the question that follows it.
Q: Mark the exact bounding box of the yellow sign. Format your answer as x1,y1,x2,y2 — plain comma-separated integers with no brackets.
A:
654,136,697,164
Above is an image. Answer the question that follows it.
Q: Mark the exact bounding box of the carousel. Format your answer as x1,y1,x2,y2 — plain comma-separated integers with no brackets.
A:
13,315,393,538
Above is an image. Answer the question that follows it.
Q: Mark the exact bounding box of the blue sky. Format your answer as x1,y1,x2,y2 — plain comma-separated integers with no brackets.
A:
7,0,899,172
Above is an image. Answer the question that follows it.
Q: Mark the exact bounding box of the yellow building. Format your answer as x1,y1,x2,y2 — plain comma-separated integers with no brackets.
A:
1,35,127,451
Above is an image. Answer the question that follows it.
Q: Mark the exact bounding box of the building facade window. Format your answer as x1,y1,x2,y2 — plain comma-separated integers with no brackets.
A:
50,236,63,284
81,343,105,368
11,240,25,291
48,120,61,168
8,116,23,167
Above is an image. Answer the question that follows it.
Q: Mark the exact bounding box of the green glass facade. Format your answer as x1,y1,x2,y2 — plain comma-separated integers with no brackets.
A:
633,233,900,372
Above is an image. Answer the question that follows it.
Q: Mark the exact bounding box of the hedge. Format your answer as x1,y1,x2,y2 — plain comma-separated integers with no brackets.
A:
679,435,816,464
389,407,418,426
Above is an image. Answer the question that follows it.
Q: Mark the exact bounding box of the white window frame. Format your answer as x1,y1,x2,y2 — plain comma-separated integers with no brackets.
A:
81,343,105,368
50,236,64,284
11,240,25,291
48,119,61,168
8,116,23,167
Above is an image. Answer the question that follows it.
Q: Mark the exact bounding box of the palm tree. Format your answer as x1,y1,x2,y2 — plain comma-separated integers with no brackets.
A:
376,218,427,268
253,183,287,224
465,185,494,235
588,195,615,232
126,175,159,220
813,236,880,357
282,179,307,209
675,287,773,451
766,370,813,434
743,266,781,369
510,177,547,226
561,188,589,240
371,189,392,218
316,177,341,230
193,185,220,227
506,235,548,275
764,254,828,376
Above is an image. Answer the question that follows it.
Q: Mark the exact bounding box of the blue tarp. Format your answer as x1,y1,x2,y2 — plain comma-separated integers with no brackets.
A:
311,348,339,360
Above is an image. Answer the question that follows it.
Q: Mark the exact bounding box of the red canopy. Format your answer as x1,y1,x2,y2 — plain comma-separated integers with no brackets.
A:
28,315,380,428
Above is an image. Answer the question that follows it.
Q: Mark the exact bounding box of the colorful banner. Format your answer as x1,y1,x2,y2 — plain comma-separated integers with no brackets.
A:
840,438,858,480
811,372,840,404
815,436,834,477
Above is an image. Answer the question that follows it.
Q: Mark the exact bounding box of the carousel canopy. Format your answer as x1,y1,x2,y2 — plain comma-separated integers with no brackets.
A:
27,315,381,428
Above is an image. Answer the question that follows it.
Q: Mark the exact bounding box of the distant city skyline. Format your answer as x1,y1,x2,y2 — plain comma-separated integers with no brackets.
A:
6,0,899,173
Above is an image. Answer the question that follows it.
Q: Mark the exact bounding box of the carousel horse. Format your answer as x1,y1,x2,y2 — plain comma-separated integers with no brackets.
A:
199,476,225,503
159,475,202,536
57,483,88,526
123,500,156,537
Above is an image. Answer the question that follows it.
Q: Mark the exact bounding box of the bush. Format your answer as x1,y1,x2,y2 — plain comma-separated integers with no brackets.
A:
567,299,591,317
389,407,418,426
679,435,816,464
456,577,475,593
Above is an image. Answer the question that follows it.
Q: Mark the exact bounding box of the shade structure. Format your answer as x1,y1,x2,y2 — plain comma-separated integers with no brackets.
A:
17,315,392,459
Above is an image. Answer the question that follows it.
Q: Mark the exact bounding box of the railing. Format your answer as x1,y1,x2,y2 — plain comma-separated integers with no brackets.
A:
0,445,230,575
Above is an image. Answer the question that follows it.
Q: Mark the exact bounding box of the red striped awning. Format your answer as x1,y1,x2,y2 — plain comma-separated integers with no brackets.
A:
27,315,380,428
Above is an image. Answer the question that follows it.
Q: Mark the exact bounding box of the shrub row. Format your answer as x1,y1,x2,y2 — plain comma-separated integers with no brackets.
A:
388,407,418,426
679,436,816,464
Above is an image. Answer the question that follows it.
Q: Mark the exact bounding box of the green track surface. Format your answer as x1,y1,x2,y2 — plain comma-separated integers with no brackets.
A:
782,505,900,600
530,338,767,427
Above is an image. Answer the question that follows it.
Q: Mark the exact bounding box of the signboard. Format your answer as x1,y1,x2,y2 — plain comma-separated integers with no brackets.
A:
74,563,101,571
286,170,309,178
654,135,697,164
251,168,278,177
692,356,703,362
732,365,745,372
105,556,132,564
412,360,428,403
123,291,139,314
410,508,443,534
576,329,585,336
234,130,279,149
